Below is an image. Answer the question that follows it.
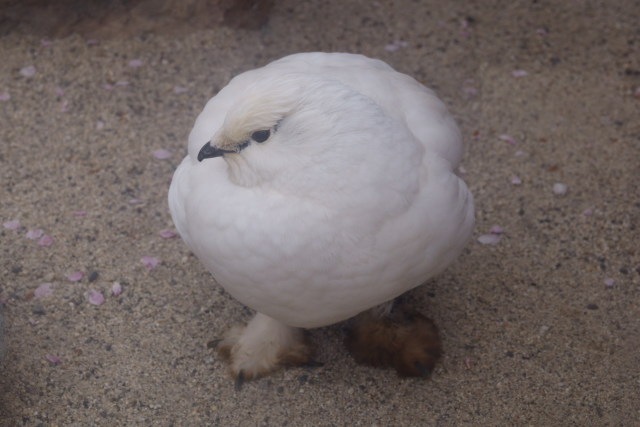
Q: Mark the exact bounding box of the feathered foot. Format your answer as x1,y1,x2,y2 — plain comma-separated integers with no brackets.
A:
216,313,313,388
345,305,442,377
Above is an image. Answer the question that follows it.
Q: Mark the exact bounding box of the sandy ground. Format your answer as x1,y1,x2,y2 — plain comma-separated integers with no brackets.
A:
1,0,639,425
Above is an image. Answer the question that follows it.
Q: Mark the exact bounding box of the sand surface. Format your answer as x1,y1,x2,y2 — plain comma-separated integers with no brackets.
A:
1,0,639,425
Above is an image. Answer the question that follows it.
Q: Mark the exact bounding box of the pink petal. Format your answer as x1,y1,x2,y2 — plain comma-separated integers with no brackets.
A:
128,199,144,205
582,208,593,216
152,148,172,159
457,166,467,175
462,86,477,95
65,271,84,281
140,256,159,270
510,175,522,185
25,228,44,239
111,282,122,296
3,220,20,230
45,354,61,364
514,150,526,157
38,235,53,246
59,100,70,112
128,59,143,67
20,65,36,77
173,86,188,94
489,225,504,234
86,290,105,305
72,210,88,216
477,234,502,245
102,83,114,90
511,69,528,77
0,296,7,305
40,39,53,46
54,87,65,96
535,28,547,35
499,134,516,145
553,183,568,195
96,120,105,130
34,282,54,298
86,39,99,45
116,80,130,86
159,229,177,238
384,44,399,51
604,278,614,288
0,92,10,101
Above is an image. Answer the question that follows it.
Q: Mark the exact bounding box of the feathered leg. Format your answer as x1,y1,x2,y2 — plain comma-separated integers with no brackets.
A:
345,301,442,377
216,313,312,386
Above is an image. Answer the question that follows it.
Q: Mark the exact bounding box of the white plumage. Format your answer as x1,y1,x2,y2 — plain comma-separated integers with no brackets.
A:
169,52,474,379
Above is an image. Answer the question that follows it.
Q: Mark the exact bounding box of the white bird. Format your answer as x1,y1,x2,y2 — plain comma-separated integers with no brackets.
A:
169,52,474,383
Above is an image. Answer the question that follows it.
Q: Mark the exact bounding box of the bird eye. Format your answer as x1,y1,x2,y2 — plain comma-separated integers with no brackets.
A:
251,130,270,143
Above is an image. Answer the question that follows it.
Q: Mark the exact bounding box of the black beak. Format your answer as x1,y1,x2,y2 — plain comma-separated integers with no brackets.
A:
197,142,227,162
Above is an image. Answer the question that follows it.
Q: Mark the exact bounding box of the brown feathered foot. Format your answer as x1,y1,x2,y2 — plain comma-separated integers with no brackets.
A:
345,305,442,377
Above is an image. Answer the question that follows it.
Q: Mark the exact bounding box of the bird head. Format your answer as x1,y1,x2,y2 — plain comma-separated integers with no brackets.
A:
190,72,420,192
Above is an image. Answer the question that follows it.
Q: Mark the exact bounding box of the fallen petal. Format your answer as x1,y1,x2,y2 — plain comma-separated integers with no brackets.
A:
582,208,593,216
102,83,114,90
3,220,20,230
111,282,122,296
604,278,614,288
86,290,105,305
20,65,36,77
553,183,568,195
72,210,88,216
65,271,83,281
128,199,144,205
59,99,70,112
152,148,172,159
159,229,177,238
384,43,400,52
45,354,61,364
0,92,10,101
511,69,528,77
173,86,188,94
115,80,130,86
34,283,54,298
140,256,159,270
25,229,44,239
477,234,502,245
510,175,522,185
489,225,504,234
40,39,53,46
54,87,65,96
128,59,143,67
38,235,53,246
499,134,516,145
